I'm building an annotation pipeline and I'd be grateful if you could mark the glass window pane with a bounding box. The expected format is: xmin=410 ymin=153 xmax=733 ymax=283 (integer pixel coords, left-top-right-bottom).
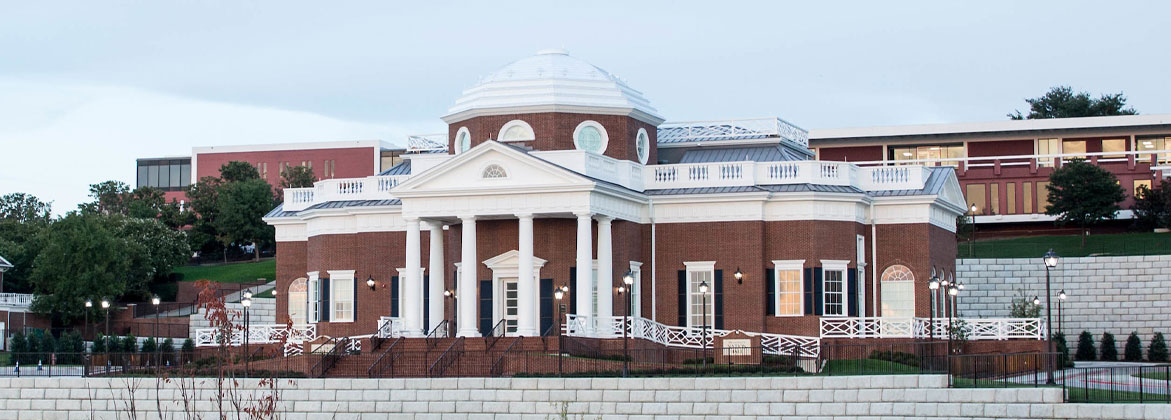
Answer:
xmin=137 ymin=165 xmax=148 ymax=188
xmin=965 ymin=184 xmax=987 ymax=215
xmin=1037 ymin=181 xmax=1051 ymax=213
xmin=180 ymin=164 xmax=191 ymax=187
xmin=148 ymin=165 xmax=160 ymax=188
xmin=1102 ymin=139 xmax=1126 ymax=158
xmin=158 ymin=163 xmax=170 ymax=188
xmin=990 ymin=183 xmax=1000 ymax=215
xmin=1063 ymin=140 xmax=1086 ymax=159
xmin=1024 ymin=182 xmax=1034 ymax=214
xmin=1006 ymin=183 xmax=1017 ymax=215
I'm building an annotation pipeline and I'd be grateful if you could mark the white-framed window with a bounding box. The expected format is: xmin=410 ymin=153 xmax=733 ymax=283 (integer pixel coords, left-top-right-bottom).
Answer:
xmin=454 ymin=127 xmax=471 ymax=154
xmin=880 ymin=265 xmax=915 ymax=318
xmin=771 ymin=260 xmax=805 ymax=316
xmin=629 ymin=262 xmax=643 ymax=318
xmin=635 ymin=128 xmax=650 ymax=165
xmin=481 ymin=164 xmax=508 ymax=179
xmin=328 ymin=270 xmax=355 ymax=323
xmin=573 ymin=120 xmax=608 ymax=154
xmin=499 ymin=120 xmax=535 ymax=142
xmin=821 ymin=260 xmax=849 ymax=317
xmin=306 ymin=271 xmax=320 ymax=323
xmin=288 ymin=277 xmax=308 ymax=325
xmin=684 ymin=261 xmax=715 ymax=328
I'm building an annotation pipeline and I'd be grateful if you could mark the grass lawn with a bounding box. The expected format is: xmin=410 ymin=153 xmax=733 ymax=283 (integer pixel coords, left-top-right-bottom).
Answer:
xmin=171 ymin=259 xmax=276 ymax=284
xmin=959 ymin=232 xmax=1171 ymax=259
xmin=821 ymin=358 xmax=925 ymax=375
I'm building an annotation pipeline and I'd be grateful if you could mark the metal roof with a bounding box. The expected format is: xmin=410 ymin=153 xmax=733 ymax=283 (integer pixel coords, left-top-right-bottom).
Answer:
xmin=657 ymin=117 xmax=809 ymax=148
xmin=868 ymin=167 xmax=950 ymax=197
xmin=266 ymin=199 xmax=402 ymax=218
xmin=809 ymin=113 xmax=1171 ymax=141
xmin=379 ymin=160 xmax=412 ymax=176
xmin=644 ymin=184 xmax=864 ymax=196
xmin=679 ymin=145 xmax=810 ymax=164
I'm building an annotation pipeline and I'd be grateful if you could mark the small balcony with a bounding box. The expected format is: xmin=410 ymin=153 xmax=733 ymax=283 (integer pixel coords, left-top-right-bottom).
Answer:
xmin=0 ymin=293 xmax=34 ymax=308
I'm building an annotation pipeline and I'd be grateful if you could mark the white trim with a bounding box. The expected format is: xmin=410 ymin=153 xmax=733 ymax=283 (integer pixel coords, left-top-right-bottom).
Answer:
xmin=327 ymin=270 xmax=356 ymax=323
xmin=306 ymin=271 xmax=320 ymax=323
xmin=628 ymin=261 xmax=643 ymax=319
xmin=819 ymin=260 xmax=849 ymax=318
xmin=683 ymin=261 xmax=716 ymax=328
xmin=573 ymin=120 xmax=609 ymax=154
xmin=454 ymin=127 xmax=471 ymax=154
xmin=635 ymin=128 xmax=650 ymax=165
xmin=771 ymin=259 xmax=805 ymax=317
xmin=499 ymin=120 xmax=536 ymax=142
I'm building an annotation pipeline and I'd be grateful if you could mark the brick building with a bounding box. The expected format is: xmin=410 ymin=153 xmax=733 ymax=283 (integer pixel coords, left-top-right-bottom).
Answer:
xmin=261 ymin=49 xmax=970 ymax=345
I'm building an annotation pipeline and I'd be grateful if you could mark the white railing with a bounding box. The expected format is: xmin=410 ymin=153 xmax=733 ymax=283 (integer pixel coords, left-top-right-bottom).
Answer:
xmin=659 ymin=117 xmax=810 ymax=148
xmin=820 ymin=317 xmax=1044 ymax=340
xmin=566 ymin=315 xmax=821 ymax=359
xmin=849 ymin=149 xmax=1171 ymax=171
xmin=407 ymin=133 xmax=448 ymax=152
xmin=645 ymin=160 xmax=921 ymax=191
xmin=532 ymin=150 xmax=645 ymax=192
xmin=282 ymin=175 xmax=411 ymax=211
xmin=0 ymin=293 xmax=34 ymax=307
xmin=376 ymin=316 xmax=406 ymax=338
xmin=194 ymin=324 xmax=317 ymax=347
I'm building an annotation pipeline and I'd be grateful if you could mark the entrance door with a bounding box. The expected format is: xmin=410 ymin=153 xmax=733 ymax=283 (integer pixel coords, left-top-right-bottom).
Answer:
xmin=503 ymin=278 xmax=519 ymax=334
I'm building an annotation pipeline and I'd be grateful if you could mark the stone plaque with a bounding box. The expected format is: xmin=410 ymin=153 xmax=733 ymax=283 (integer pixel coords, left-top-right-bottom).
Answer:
xmin=714 ymin=332 xmax=761 ymax=365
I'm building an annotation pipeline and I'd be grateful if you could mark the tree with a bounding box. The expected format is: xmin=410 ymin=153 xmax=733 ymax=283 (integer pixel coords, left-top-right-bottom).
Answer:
xmin=1132 ymin=181 xmax=1171 ymax=231
xmin=1099 ymin=332 xmax=1117 ymax=361
xmin=1124 ymin=332 xmax=1144 ymax=361
xmin=123 ymin=335 xmax=138 ymax=353
xmin=29 ymin=213 xmax=132 ymax=323
xmin=1009 ymin=290 xmax=1042 ymax=318
xmin=92 ymin=333 xmax=106 ymax=354
xmin=215 ymin=178 xmax=275 ymax=261
xmin=220 ymin=161 xmax=261 ymax=183
xmin=280 ymin=165 xmax=316 ymax=189
xmin=160 ymin=338 xmax=175 ymax=353
xmin=125 ymin=186 xmax=166 ymax=219
xmin=1045 ymin=160 xmax=1126 ymax=246
xmin=0 ymin=193 xmax=53 ymax=293
xmin=186 ymin=176 xmax=224 ymax=257
xmin=1053 ymin=332 xmax=1073 ymax=367
xmin=182 ymin=337 xmax=196 ymax=354
xmin=1075 ymin=331 xmax=1096 ymax=361
xmin=0 ymin=192 xmax=52 ymax=223
xmin=1009 ymin=86 xmax=1137 ymax=120
xmin=81 ymin=180 xmax=131 ymax=215
xmin=1151 ymin=333 xmax=1169 ymax=362
xmin=108 ymin=215 xmax=191 ymax=291
xmin=10 ymin=332 xmax=27 ymax=360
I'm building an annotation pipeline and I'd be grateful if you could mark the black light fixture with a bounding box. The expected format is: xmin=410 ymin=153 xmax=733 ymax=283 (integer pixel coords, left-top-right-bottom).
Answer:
xmin=366 ymin=275 xmax=376 ymax=290
xmin=734 ymin=268 xmax=743 ymax=284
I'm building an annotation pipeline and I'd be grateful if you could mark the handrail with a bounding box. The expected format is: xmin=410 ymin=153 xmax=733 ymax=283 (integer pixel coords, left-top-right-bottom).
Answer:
xmin=490 ymin=338 xmax=521 ymax=377
xmin=428 ymin=337 xmax=464 ymax=378
xmin=309 ymin=337 xmax=348 ymax=378
xmin=366 ymin=336 xmax=403 ymax=378
xmin=426 ymin=320 xmax=449 ymax=350
xmin=540 ymin=322 xmax=557 ymax=353
xmin=371 ymin=318 xmax=396 ymax=350
xmin=485 ymin=319 xmax=507 ymax=351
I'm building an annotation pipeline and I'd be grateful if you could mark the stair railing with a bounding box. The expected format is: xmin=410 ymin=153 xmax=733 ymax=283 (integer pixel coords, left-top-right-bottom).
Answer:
xmin=426 ymin=320 xmax=449 ymax=350
xmin=371 ymin=318 xmax=396 ymax=351
xmin=428 ymin=337 xmax=464 ymax=378
xmin=366 ymin=336 xmax=403 ymax=378
xmin=490 ymin=337 xmax=521 ymax=377
xmin=486 ymin=319 xmax=507 ymax=350
xmin=309 ymin=337 xmax=348 ymax=378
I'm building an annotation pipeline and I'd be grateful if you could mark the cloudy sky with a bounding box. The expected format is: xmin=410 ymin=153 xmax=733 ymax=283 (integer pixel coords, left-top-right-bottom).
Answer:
xmin=2 ymin=1 xmax=1169 ymax=214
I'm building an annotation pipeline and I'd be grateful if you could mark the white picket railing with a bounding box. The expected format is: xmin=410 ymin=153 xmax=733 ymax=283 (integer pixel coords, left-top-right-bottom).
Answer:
xmin=194 ymin=324 xmax=317 ymax=347
xmin=644 ymin=160 xmax=923 ymax=191
xmin=566 ymin=315 xmax=821 ymax=359
xmin=282 ymin=175 xmax=411 ymax=211
xmin=819 ymin=317 xmax=1044 ymax=340
xmin=0 ymin=293 xmax=34 ymax=307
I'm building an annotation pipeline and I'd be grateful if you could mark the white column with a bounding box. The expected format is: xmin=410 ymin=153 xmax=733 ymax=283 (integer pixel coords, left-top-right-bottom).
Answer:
xmin=516 ymin=214 xmax=537 ymax=336
xmin=404 ymin=217 xmax=423 ymax=337
xmin=574 ymin=212 xmax=594 ymax=330
xmin=457 ymin=216 xmax=480 ymax=337
xmin=428 ymin=221 xmax=445 ymax=334
xmin=596 ymin=216 xmax=614 ymax=335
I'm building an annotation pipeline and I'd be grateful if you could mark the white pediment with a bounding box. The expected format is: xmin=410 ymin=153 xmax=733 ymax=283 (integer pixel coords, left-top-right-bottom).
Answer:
xmin=937 ymin=170 xmax=967 ymax=213
xmin=483 ymin=249 xmax=549 ymax=269
xmin=392 ymin=141 xmax=594 ymax=196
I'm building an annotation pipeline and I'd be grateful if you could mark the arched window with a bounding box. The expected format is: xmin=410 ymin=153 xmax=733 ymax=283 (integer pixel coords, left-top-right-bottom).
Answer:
xmin=573 ymin=120 xmax=608 ymax=154
xmin=499 ymin=120 xmax=535 ymax=142
xmin=482 ymin=164 xmax=508 ymax=179
xmin=454 ymin=127 xmax=471 ymax=154
xmin=635 ymin=128 xmax=650 ymax=164
xmin=880 ymin=265 xmax=915 ymax=318
xmin=287 ymin=278 xmax=308 ymax=325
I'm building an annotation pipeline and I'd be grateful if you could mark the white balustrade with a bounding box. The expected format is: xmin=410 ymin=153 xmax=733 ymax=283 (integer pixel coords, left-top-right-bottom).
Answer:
xmin=376 ymin=316 xmax=407 ymax=338
xmin=194 ymin=324 xmax=317 ymax=347
xmin=820 ymin=317 xmax=1044 ymax=340
xmin=566 ymin=314 xmax=821 ymax=359
xmin=0 ymin=293 xmax=34 ymax=307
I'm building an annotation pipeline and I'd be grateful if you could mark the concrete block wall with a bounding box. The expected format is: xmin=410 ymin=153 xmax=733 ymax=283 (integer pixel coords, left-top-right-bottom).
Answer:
xmin=958 ymin=255 xmax=1171 ymax=343
xmin=188 ymin=298 xmax=276 ymax=339
xmin=1 ymin=375 xmax=1169 ymax=419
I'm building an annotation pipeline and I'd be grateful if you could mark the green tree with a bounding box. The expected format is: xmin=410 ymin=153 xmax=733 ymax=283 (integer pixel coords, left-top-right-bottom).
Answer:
xmin=215 ymin=178 xmax=275 ymax=261
xmin=141 ymin=337 xmax=157 ymax=353
xmin=219 ymin=161 xmax=261 ymax=183
xmin=280 ymin=165 xmax=317 ymax=189
xmin=182 ymin=337 xmax=195 ymax=354
xmin=0 ymin=193 xmax=52 ymax=293
xmin=1132 ymin=181 xmax=1171 ymax=231
xmin=1009 ymin=290 xmax=1042 ymax=318
xmin=160 ymin=338 xmax=175 ymax=353
xmin=10 ymin=332 xmax=27 ymax=361
xmin=80 ymin=180 xmax=131 ymax=215
xmin=1053 ymin=332 xmax=1073 ymax=367
xmin=1099 ymin=332 xmax=1117 ymax=361
xmin=122 ymin=335 xmax=138 ymax=353
xmin=186 ymin=176 xmax=224 ymax=258
xmin=1009 ymin=86 xmax=1137 ymax=120
xmin=1045 ymin=160 xmax=1126 ymax=247
xmin=1150 ymin=333 xmax=1169 ymax=362
xmin=108 ymin=215 xmax=191 ymax=290
xmin=1075 ymin=331 xmax=1096 ymax=361
xmin=29 ymin=213 xmax=131 ymax=323
xmin=125 ymin=186 xmax=166 ymax=219
xmin=1124 ymin=332 xmax=1144 ymax=361
xmin=92 ymin=333 xmax=106 ymax=354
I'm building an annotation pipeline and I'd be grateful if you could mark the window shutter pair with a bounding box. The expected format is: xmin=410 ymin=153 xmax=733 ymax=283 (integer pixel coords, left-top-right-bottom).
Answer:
xmin=713 ymin=269 xmax=724 ymax=330
xmin=676 ymin=270 xmax=687 ymax=327
xmin=766 ymin=266 xmax=775 ymax=316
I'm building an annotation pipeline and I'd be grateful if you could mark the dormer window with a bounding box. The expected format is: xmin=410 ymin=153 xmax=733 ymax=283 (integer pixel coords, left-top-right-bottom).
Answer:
xmin=455 ymin=127 xmax=471 ymax=154
xmin=636 ymin=128 xmax=650 ymax=164
xmin=574 ymin=120 xmax=608 ymax=154
xmin=482 ymin=164 xmax=508 ymax=179
xmin=500 ymin=120 xmax=535 ymax=142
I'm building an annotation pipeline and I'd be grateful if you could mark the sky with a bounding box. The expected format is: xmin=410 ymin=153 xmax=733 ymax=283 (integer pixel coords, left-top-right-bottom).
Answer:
xmin=2 ymin=1 xmax=1170 ymax=214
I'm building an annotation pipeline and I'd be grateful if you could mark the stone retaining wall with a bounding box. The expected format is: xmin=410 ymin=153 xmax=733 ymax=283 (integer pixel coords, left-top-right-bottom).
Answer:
xmin=958 ymin=255 xmax=1171 ymax=344
xmin=1 ymin=375 xmax=1168 ymax=419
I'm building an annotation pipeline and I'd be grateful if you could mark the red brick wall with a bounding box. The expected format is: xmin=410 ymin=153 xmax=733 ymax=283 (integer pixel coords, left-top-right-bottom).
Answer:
xmin=447 ymin=112 xmax=658 ymax=164
xmin=195 ymin=147 xmax=377 ymax=187
xmin=873 ymin=223 xmax=957 ymax=319
xmin=817 ymin=145 xmax=883 ymax=162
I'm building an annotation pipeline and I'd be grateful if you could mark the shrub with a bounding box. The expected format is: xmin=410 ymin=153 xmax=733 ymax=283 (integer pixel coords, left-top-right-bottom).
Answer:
xmin=160 ymin=338 xmax=175 ymax=353
xmin=1075 ymin=331 xmax=1096 ymax=361
xmin=140 ymin=338 xmax=157 ymax=353
xmin=1100 ymin=332 xmax=1117 ymax=361
xmin=1124 ymin=332 xmax=1143 ymax=362
xmin=1150 ymin=333 xmax=1169 ymax=362
xmin=39 ymin=331 xmax=56 ymax=355
xmin=92 ymin=333 xmax=106 ymax=354
xmin=182 ymin=338 xmax=196 ymax=354
xmin=9 ymin=333 xmax=27 ymax=364
xmin=1053 ymin=332 xmax=1073 ymax=367
xmin=122 ymin=335 xmax=138 ymax=353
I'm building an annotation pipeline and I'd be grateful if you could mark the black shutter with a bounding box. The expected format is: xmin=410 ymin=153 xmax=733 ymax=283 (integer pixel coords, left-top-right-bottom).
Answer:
xmin=478 ymin=280 xmax=493 ymax=336
xmin=390 ymin=276 xmax=399 ymax=317
xmin=422 ymin=274 xmax=430 ymax=330
xmin=320 ymin=276 xmax=330 ymax=322
xmin=803 ymin=268 xmax=814 ymax=315
xmin=568 ymin=267 xmax=577 ymax=315
xmin=539 ymin=278 xmax=553 ymax=335
xmin=813 ymin=268 xmax=824 ymax=316
xmin=677 ymin=270 xmax=687 ymax=327
xmin=766 ymin=266 xmax=775 ymax=316
xmin=714 ymin=269 xmax=724 ymax=330
xmin=352 ymin=276 xmax=358 ymax=321
xmin=847 ymin=268 xmax=858 ymax=317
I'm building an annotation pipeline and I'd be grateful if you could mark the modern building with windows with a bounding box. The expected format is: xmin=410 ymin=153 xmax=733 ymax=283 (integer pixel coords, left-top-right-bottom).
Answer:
xmin=260 ymin=49 xmax=975 ymax=350
xmin=810 ymin=116 xmax=1171 ymax=231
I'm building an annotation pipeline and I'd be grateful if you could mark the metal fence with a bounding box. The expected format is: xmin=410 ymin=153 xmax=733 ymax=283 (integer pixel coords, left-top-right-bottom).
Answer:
xmin=948 ymin=352 xmax=1171 ymax=404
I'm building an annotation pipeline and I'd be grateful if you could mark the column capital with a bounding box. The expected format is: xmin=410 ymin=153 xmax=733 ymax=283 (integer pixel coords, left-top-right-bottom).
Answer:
xmin=515 ymin=212 xmax=534 ymax=219
xmin=573 ymin=211 xmax=593 ymax=219
xmin=404 ymin=216 xmax=420 ymax=223
xmin=595 ymin=215 xmax=614 ymax=223
xmin=458 ymin=214 xmax=477 ymax=222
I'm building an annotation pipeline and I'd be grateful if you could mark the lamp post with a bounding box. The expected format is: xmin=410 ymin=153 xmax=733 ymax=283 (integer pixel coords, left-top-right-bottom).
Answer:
xmin=621 ymin=270 xmax=634 ymax=377
xmin=947 ymin=284 xmax=958 ymax=355
xmin=444 ymin=289 xmax=456 ymax=337
xmin=242 ymin=292 xmax=252 ymax=377
xmin=939 ymin=276 xmax=950 ymax=321
xmin=968 ymin=204 xmax=978 ymax=257
xmin=1058 ymin=290 xmax=1067 ymax=337
xmin=1043 ymin=249 xmax=1059 ymax=385
xmin=100 ymin=299 xmax=110 ymax=356
xmin=928 ymin=275 xmax=939 ymax=338
xmin=554 ymin=285 xmax=567 ymax=376
xmin=151 ymin=296 xmax=160 ymax=371
xmin=733 ymin=268 xmax=743 ymax=285
xmin=699 ymin=279 xmax=710 ymax=370
xmin=84 ymin=300 xmax=92 ymax=349
xmin=956 ymin=281 xmax=965 ymax=318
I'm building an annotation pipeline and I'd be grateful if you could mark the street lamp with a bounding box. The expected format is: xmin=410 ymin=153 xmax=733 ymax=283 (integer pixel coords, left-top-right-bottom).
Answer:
xmin=151 ymin=295 xmax=160 ymax=371
xmin=956 ymin=281 xmax=965 ymax=318
xmin=947 ymin=284 xmax=958 ymax=355
xmin=928 ymin=275 xmax=939 ymax=339
xmin=241 ymin=293 xmax=253 ymax=377
xmin=1042 ymin=249 xmax=1059 ymax=384
xmin=1058 ymin=290 xmax=1067 ymax=336
xmin=968 ymin=204 xmax=978 ymax=257
xmin=366 ymin=275 xmax=376 ymax=290
xmin=84 ymin=299 xmax=92 ymax=349
xmin=100 ymin=299 xmax=110 ymax=355
xmin=554 ymin=285 xmax=567 ymax=376
xmin=699 ymin=279 xmax=710 ymax=370
xmin=621 ymin=270 xmax=634 ymax=377
xmin=444 ymin=289 xmax=456 ymax=336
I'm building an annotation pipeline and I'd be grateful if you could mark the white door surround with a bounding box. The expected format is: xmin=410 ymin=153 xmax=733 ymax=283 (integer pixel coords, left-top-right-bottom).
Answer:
xmin=484 ymin=250 xmax=547 ymax=336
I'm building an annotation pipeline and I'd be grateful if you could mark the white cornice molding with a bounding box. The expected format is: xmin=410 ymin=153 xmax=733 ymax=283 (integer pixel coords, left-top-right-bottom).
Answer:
xmin=441 ymin=104 xmax=665 ymax=126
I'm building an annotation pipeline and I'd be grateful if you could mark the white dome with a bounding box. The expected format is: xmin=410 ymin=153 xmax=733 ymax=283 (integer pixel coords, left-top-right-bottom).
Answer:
xmin=443 ymin=50 xmax=664 ymax=124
